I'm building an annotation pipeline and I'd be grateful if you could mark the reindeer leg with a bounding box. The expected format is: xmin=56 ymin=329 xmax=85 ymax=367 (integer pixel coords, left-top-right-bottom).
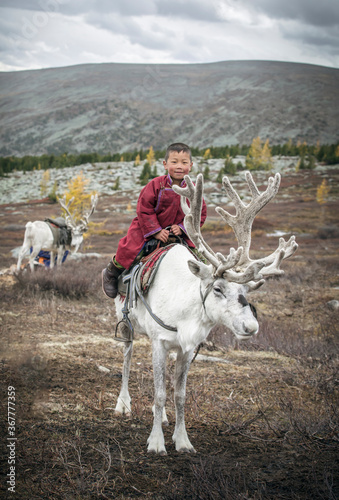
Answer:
xmin=152 ymin=404 xmax=169 ymax=426
xmin=56 ymin=247 xmax=64 ymax=267
xmin=115 ymin=324 xmax=133 ymax=416
xmin=172 ymin=348 xmax=196 ymax=453
xmin=29 ymin=246 xmax=41 ymax=272
xmin=17 ymin=244 xmax=29 ymax=271
xmin=147 ymin=339 xmax=167 ymax=455
xmin=50 ymin=251 xmax=55 ymax=269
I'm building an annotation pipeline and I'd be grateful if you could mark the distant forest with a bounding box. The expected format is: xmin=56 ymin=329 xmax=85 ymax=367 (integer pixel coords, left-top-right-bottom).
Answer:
xmin=0 ymin=141 xmax=338 ymax=176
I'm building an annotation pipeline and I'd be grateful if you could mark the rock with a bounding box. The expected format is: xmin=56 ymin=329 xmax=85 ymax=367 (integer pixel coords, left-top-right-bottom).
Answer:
xmin=98 ymin=365 xmax=110 ymax=373
xmin=283 ymin=308 xmax=293 ymax=316
xmin=69 ymin=252 xmax=102 ymax=260
xmin=327 ymin=300 xmax=339 ymax=311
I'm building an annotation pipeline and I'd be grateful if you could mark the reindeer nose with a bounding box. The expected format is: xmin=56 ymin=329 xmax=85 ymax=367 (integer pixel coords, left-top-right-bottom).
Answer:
xmin=238 ymin=294 xmax=248 ymax=306
xmin=243 ymin=322 xmax=258 ymax=336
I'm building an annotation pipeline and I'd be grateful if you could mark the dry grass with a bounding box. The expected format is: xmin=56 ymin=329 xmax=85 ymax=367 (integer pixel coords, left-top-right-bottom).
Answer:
xmin=9 ymin=258 xmax=106 ymax=300
xmin=1 ymin=168 xmax=339 ymax=498
xmin=1 ymin=252 xmax=338 ymax=499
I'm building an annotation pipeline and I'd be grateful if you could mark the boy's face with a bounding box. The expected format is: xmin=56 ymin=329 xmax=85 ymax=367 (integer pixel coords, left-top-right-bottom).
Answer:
xmin=163 ymin=150 xmax=192 ymax=185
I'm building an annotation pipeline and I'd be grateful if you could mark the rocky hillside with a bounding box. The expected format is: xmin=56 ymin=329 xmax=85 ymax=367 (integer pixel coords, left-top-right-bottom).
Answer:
xmin=0 ymin=156 xmax=301 ymax=207
xmin=1 ymin=60 xmax=338 ymax=156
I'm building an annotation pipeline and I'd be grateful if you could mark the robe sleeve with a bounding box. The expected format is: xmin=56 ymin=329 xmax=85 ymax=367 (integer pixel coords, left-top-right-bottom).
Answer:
xmin=136 ymin=180 xmax=162 ymax=238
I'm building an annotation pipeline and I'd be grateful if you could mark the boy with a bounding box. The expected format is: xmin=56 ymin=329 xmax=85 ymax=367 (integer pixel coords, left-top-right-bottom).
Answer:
xmin=102 ymin=142 xmax=207 ymax=298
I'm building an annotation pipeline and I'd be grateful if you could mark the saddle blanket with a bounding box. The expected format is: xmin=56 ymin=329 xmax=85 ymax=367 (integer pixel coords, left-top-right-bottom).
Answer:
xmin=117 ymin=242 xmax=200 ymax=299
xmin=139 ymin=243 xmax=178 ymax=293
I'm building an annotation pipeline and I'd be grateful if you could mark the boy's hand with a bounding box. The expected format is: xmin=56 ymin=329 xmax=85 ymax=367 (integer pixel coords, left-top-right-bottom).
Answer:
xmin=171 ymin=225 xmax=182 ymax=236
xmin=154 ymin=229 xmax=170 ymax=243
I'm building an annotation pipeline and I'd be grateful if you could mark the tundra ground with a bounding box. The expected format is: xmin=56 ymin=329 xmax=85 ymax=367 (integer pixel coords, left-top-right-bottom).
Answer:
xmin=0 ymin=167 xmax=338 ymax=499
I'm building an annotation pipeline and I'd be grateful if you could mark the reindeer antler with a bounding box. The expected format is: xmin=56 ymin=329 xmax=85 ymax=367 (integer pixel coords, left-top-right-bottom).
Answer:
xmin=79 ymin=194 xmax=98 ymax=231
xmin=217 ymin=172 xmax=298 ymax=278
xmin=57 ymin=195 xmax=76 ymax=228
xmin=174 ymin=174 xmax=262 ymax=283
xmin=173 ymin=172 xmax=298 ymax=285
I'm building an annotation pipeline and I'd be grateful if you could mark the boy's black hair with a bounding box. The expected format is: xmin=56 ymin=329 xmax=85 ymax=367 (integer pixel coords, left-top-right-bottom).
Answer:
xmin=165 ymin=142 xmax=192 ymax=162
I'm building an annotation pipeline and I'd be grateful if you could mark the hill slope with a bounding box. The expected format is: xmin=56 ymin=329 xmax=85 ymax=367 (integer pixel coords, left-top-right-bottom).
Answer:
xmin=0 ymin=60 xmax=338 ymax=156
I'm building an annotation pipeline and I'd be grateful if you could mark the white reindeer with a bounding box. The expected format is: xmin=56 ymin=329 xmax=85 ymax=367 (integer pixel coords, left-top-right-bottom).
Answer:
xmin=113 ymin=172 xmax=298 ymax=455
xmin=17 ymin=194 xmax=98 ymax=271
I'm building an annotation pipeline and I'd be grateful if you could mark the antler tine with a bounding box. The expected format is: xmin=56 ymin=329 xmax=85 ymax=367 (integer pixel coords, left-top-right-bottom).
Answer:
xmin=80 ymin=194 xmax=98 ymax=228
xmin=224 ymin=260 xmax=265 ymax=284
xmin=260 ymin=236 xmax=299 ymax=275
xmin=174 ymin=175 xmax=220 ymax=269
xmin=57 ymin=195 xmax=76 ymax=228
xmin=174 ymin=175 xmax=244 ymax=276
xmin=216 ymin=172 xmax=281 ymax=267
xmin=216 ymin=172 xmax=298 ymax=281
xmin=174 ymin=172 xmax=297 ymax=284
xmin=177 ymin=175 xmax=199 ymax=216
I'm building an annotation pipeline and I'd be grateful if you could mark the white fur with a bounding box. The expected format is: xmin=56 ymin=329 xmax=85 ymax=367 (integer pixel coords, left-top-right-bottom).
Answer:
xmin=114 ymin=244 xmax=259 ymax=455
xmin=17 ymin=194 xmax=98 ymax=272
xmin=16 ymin=220 xmax=83 ymax=271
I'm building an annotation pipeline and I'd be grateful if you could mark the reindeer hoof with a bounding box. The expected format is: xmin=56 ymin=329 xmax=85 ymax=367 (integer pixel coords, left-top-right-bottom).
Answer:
xmin=148 ymin=449 xmax=167 ymax=456
xmin=178 ymin=447 xmax=196 ymax=454
xmin=147 ymin=434 xmax=167 ymax=455
xmin=114 ymin=410 xmax=131 ymax=419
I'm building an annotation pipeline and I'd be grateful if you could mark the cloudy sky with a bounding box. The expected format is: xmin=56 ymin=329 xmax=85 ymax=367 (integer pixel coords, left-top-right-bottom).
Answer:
xmin=1 ymin=0 xmax=338 ymax=72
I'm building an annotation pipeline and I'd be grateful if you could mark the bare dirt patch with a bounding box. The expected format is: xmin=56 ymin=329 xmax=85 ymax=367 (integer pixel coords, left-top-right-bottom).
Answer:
xmin=0 ymin=167 xmax=339 ymax=499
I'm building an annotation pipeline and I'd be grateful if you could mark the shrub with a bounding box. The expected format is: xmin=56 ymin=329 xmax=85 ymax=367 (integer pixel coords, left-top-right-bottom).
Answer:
xmin=48 ymin=180 xmax=58 ymax=203
xmin=13 ymin=258 xmax=105 ymax=299
xmin=317 ymin=225 xmax=339 ymax=239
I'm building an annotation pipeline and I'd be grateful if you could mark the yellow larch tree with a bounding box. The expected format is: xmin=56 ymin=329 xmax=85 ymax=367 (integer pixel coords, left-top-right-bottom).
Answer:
xmin=316 ymin=179 xmax=330 ymax=205
xmin=40 ymin=169 xmax=50 ymax=197
xmin=246 ymin=137 xmax=272 ymax=171
xmin=147 ymin=146 xmax=155 ymax=166
xmin=134 ymin=154 xmax=141 ymax=166
xmin=62 ymin=171 xmax=96 ymax=223
xmin=261 ymin=139 xmax=273 ymax=170
xmin=316 ymin=178 xmax=330 ymax=224
xmin=246 ymin=137 xmax=263 ymax=170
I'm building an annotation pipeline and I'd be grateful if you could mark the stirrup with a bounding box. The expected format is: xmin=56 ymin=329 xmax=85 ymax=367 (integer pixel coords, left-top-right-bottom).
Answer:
xmin=114 ymin=318 xmax=133 ymax=342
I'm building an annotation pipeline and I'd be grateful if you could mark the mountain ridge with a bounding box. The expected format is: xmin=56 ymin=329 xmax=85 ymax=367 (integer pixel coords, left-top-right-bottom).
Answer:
xmin=1 ymin=60 xmax=338 ymax=156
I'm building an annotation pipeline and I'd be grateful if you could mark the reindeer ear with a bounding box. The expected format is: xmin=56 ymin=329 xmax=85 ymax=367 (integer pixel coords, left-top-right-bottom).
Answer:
xmin=187 ymin=260 xmax=212 ymax=280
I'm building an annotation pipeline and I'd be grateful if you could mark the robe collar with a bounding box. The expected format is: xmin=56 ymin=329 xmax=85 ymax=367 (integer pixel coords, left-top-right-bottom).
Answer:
xmin=166 ymin=173 xmax=186 ymax=188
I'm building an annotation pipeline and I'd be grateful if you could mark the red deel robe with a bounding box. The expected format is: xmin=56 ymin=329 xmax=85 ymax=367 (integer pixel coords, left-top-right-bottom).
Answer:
xmin=115 ymin=174 xmax=207 ymax=269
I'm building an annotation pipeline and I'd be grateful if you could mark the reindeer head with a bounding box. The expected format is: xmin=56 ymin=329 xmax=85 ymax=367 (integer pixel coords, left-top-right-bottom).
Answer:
xmin=173 ymin=173 xmax=298 ymax=340
xmin=57 ymin=194 xmax=98 ymax=253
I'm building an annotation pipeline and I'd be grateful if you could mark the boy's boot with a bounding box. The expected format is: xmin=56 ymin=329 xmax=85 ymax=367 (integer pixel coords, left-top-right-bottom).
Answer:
xmin=102 ymin=260 xmax=123 ymax=299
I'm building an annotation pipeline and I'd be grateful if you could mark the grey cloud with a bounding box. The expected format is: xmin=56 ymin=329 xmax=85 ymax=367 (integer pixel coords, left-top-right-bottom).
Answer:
xmin=0 ymin=0 xmax=68 ymax=13
xmin=155 ymin=0 xmax=222 ymax=22
xmin=282 ymin=23 xmax=339 ymax=52
xmin=85 ymin=11 xmax=173 ymax=52
xmin=79 ymin=0 xmax=223 ymax=23
xmin=89 ymin=0 xmax=157 ymax=17
xmin=241 ymin=0 xmax=339 ymax=28
xmin=1 ymin=0 xmax=223 ymax=22
xmin=1 ymin=0 xmax=339 ymax=70
xmin=3 ymin=0 xmax=339 ymax=28
xmin=236 ymin=0 xmax=339 ymax=62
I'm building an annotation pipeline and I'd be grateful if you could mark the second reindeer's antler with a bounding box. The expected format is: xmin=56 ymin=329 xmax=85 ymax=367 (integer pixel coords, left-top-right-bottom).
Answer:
xmin=57 ymin=194 xmax=98 ymax=231
xmin=173 ymin=172 xmax=298 ymax=286
xmin=57 ymin=195 xmax=76 ymax=228
xmin=79 ymin=194 xmax=98 ymax=231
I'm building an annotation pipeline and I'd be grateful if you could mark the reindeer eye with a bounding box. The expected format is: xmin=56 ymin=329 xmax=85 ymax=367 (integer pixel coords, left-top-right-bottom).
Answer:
xmin=213 ymin=286 xmax=223 ymax=295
